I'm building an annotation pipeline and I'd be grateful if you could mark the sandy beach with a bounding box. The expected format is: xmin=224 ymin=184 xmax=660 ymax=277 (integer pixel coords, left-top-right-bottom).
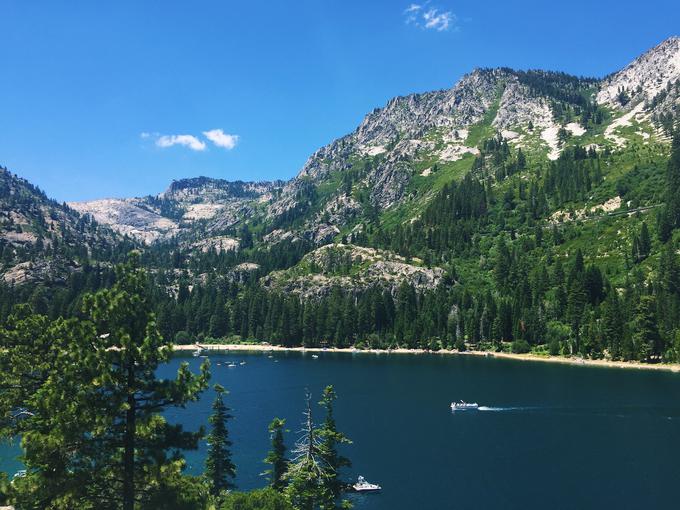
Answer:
xmin=173 ymin=343 xmax=680 ymax=373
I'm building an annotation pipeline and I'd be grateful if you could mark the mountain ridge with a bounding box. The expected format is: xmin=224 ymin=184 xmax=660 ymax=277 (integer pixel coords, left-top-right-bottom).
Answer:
xmin=64 ymin=37 xmax=679 ymax=247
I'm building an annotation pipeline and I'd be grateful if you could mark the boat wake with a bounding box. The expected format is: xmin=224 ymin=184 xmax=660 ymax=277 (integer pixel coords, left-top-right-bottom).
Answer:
xmin=477 ymin=406 xmax=538 ymax=412
xmin=473 ymin=405 xmax=680 ymax=420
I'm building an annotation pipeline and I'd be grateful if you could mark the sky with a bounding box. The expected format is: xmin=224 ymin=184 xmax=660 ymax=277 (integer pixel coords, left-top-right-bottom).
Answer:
xmin=1 ymin=0 xmax=678 ymax=202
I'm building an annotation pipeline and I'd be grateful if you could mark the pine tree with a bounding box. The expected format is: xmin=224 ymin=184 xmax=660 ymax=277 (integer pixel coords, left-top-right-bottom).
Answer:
xmin=566 ymin=263 xmax=587 ymax=354
xmin=82 ymin=255 xmax=210 ymax=509
xmin=285 ymin=393 xmax=327 ymax=510
xmin=639 ymin=222 xmax=651 ymax=259
xmin=264 ymin=418 xmax=289 ymax=491
xmin=205 ymin=384 xmax=237 ymax=495
xmin=601 ymin=295 xmax=624 ymax=360
xmin=1 ymin=256 xmax=210 ymax=508
xmin=631 ymin=295 xmax=662 ymax=362
xmin=318 ymin=386 xmax=351 ymax=506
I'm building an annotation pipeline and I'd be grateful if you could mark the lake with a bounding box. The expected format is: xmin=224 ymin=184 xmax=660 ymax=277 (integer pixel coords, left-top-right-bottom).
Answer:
xmin=3 ymin=351 xmax=680 ymax=509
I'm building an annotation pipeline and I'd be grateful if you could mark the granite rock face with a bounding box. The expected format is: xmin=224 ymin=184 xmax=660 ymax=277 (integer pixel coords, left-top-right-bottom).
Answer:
xmin=261 ymin=244 xmax=445 ymax=300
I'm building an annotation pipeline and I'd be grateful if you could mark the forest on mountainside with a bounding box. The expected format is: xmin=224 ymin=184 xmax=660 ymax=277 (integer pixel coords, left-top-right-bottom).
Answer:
xmin=2 ymin=130 xmax=679 ymax=363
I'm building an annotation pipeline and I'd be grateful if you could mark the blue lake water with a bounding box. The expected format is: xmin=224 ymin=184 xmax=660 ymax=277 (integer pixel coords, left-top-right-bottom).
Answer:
xmin=3 ymin=351 xmax=680 ymax=509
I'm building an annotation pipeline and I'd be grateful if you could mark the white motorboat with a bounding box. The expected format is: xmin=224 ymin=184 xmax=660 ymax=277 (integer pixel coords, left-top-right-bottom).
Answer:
xmin=227 ymin=362 xmax=237 ymax=368
xmin=353 ymin=475 xmax=381 ymax=492
xmin=450 ymin=400 xmax=479 ymax=411
xmin=311 ymin=354 xmax=319 ymax=359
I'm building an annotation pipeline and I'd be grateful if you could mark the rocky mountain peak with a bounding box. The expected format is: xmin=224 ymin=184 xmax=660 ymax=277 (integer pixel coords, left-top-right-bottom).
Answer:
xmin=597 ymin=36 xmax=680 ymax=108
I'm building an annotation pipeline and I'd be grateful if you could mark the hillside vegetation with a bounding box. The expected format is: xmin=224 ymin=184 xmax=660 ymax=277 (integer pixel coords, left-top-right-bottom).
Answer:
xmin=2 ymin=37 xmax=680 ymax=363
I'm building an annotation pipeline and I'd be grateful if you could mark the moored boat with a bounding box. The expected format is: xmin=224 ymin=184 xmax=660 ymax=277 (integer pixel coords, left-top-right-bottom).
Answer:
xmin=353 ymin=475 xmax=381 ymax=492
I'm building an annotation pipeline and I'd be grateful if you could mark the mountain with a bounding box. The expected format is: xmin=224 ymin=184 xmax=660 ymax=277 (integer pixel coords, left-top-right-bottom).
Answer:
xmin=264 ymin=37 xmax=678 ymax=241
xmin=71 ymin=37 xmax=679 ymax=253
xmin=3 ymin=37 xmax=680 ymax=364
xmin=597 ymin=36 xmax=680 ymax=109
xmin=69 ymin=177 xmax=284 ymax=244
xmin=0 ymin=167 xmax=133 ymax=285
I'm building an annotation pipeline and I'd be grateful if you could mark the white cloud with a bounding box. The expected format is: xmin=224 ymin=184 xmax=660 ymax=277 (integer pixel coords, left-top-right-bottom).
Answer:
xmin=423 ymin=8 xmax=453 ymax=31
xmin=203 ymin=129 xmax=239 ymax=150
xmin=404 ymin=2 xmax=456 ymax=32
xmin=156 ymin=134 xmax=206 ymax=151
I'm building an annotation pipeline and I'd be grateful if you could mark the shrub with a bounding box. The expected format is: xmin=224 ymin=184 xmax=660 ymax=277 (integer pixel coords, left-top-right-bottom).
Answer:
xmin=174 ymin=330 xmax=192 ymax=345
xmin=511 ymin=339 xmax=531 ymax=354
xmin=219 ymin=488 xmax=294 ymax=510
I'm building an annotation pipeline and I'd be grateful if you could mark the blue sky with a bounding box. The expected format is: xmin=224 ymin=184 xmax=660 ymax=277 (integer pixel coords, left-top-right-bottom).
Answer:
xmin=1 ymin=1 xmax=678 ymax=202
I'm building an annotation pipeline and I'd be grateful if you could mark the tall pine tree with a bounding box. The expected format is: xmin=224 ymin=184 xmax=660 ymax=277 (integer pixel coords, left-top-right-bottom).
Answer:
xmin=264 ymin=418 xmax=289 ymax=492
xmin=205 ymin=384 xmax=237 ymax=495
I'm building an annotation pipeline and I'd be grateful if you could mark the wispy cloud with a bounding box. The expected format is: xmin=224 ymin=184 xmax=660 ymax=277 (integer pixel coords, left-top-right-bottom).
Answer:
xmin=203 ymin=129 xmax=239 ymax=150
xmin=404 ymin=3 xmax=456 ymax=32
xmin=155 ymin=134 xmax=207 ymax=151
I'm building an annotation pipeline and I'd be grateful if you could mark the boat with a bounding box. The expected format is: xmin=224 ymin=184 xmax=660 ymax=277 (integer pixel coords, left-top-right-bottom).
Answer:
xmin=227 ymin=362 xmax=237 ymax=368
xmin=192 ymin=347 xmax=203 ymax=357
xmin=239 ymin=361 xmax=247 ymax=366
xmin=353 ymin=475 xmax=381 ymax=492
xmin=311 ymin=354 xmax=319 ymax=359
xmin=450 ymin=400 xmax=479 ymax=411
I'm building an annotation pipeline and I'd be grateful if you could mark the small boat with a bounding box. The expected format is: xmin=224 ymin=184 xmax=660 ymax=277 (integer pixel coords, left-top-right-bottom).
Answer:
xmin=239 ymin=361 xmax=247 ymax=366
xmin=450 ymin=400 xmax=479 ymax=411
xmin=227 ymin=362 xmax=237 ymax=368
xmin=311 ymin=354 xmax=319 ymax=359
xmin=353 ymin=475 xmax=381 ymax=492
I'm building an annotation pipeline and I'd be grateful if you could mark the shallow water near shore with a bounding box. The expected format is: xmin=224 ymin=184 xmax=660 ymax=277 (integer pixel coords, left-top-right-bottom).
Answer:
xmin=3 ymin=351 xmax=680 ymax=509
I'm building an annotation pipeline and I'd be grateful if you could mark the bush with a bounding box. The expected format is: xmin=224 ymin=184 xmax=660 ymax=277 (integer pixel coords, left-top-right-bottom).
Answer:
xmin=0 ymin=471 xmax=9 ymax=504
xmin=511 ymin=339 xmax=531 ymax=354
xmin=219 ymin=488 xmax=294 ymax=510
xmin=146 ymin=473 xmax=211 ymax=510
xmin=548 ymin=338 xmax=561 ymax=356
xmin=545 ymin=321 xmax=570 ymax=356
xmin=174 ymin=330 xmax=192 ymax=345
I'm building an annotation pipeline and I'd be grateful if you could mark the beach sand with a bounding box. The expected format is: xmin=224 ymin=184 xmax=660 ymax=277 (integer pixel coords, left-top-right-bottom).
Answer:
xmin=173 ymin=343 xmax=680 ymax=373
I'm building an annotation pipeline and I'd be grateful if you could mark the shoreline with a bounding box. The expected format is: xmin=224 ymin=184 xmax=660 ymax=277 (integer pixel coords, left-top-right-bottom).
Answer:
xmin=173 ymin=343 xmax=680 ymax=373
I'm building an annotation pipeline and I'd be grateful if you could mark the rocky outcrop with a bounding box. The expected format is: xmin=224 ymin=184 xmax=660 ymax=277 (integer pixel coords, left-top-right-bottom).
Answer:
xmin=2 ymin=258 xmax=81 ymax=285
xmin=493 ymin=79 xmax=554 ymax=130
xmin=598 ymin=36 xmax=680 ymax=109
xmin=0 ymin=167 xmax=122 ymax=284
xmin=69 ymin=198 xmax=178 ymax=244
xmin=261 ymin=244 xmax=445 ymax=299
xmin=70 ymin=177 xmax=284 ymax=244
